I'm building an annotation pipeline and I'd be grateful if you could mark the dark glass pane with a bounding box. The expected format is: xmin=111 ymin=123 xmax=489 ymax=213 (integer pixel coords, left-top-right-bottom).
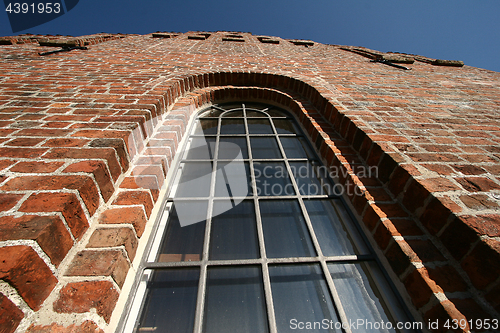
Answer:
xmin=253 ymin=162 xmax=295 ymax=196
xmin=250 ymin=137 xmax=282 ymax=159
xmin=304 ymin=200 xmax=360 ymax=256
xmin=246 ymin=110 xmax=267 ymax=117
xmin=203 ymin=266 xmax=268 ymax=333
xmin=137 ymin=268 xmax=200 ymax=333
xmin=194 ymin=119 xmax=218 ymax=135
xmin=215 ymin=161 xmax=251 ymax=197
xmin=328 ymin=262 xmax=403 ymax=333
xmin=222 ymin=110 xmax=244 ymax=117
xmin=185 ymin=137 xmax=216 ymax=160
xmin=269 ymin=264 xmax=340 ymax=333
xmin=209 ymin=201 xmax=259 ymax=260
xmin=220 ymin=119 xmax=245 ymax=134
xmin=157 ymin=202 xmax=207 ymax=262
xmin=273 ymin=119 xmax=299 ymax=134
xmin=260 ymin=200 xmax=315 ymax=257
xmin=266 ymin=108 xmax=287 ymax=117
xmin=174 ymin=162 xmax=213 ymax=197
xmin=289 ymin=161 xmax=330 ymax=196
xmin=280 ymin=137 xmax=314 ymax=159
xmin=331 ymin=199 xmax=370 ymax=254
xmin=218 ymin=137 xmax=248 ymax=159
xmin=248 ymin=118 xmax=274 ymax=134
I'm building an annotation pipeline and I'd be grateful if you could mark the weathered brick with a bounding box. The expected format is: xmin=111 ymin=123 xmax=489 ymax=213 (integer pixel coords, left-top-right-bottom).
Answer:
xmin=42 ymin=148 xmax=123 ymax=182
xmin=424 ymin=300 xmax=467 ymax=333
xmin=64 ymin=160 xmax=114 ymax=202
xmin=0 ymin=193 xmax=24 ymax=211
xmin=404 ymin=268 xmax=442 ymax=309
xmin=0 ymin=293 xmax=24 ymax=333
xmin=401 ymin=179 xmax=431 ymax=214
xmin=65 ymin=249 xmax=130 ymax=287
xmin=461 ymin=239 xmax=500 ymax=290
xmin=9 ymin=161 xmax=64 ymax=173
xmin=0 ymin=246 xmax=57 ymax=310
xmin=0 ymin=147 xmax=49 ymax=158
xmin=112 ymin=190 xmax=154 ymax=219
xmin=427 ymin=265 xmax=468 ymax=293
xmin=459 ymin=194 xmax=499 ymax=210
xmin=439 ymin=216 xmax=479 ymax=261
xmin=26 ymin=320 xmax=104 ymax=333
xmin=87 ymin=227 xmax=138 ymax=260
xmin=0 ymin=215 xmax=73 ymax=266
xmin=98 ymin=206 xmax=148 ymax=237
xmin=53 ymin=281 xmax=118 ymax=323
xmin=3 ymin=175 xmax=99 ymax=216
xmin=19 ymin=193 xmax=88 ymax=240
xmin=455 ymin=176 xmax=500 ymax=192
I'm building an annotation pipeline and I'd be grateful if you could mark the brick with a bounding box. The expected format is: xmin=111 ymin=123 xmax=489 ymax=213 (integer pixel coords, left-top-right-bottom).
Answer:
xmin=88 ymin=138 xmax=130 ymax=174
xmin=420 ymin=197 xmax=456 ymax=234
xmin=5 ymin=137 xmax=45 ymax=146
xmin=42 ymin=148 xmax=123 ymax=182
xmin=14 ymin=128 xmax=73 ymax=137
xmin=53 ymin=281 xmax=118 ymax=323
xmin=71 ymin=130 xmax=132 ymax=164
xmin=87 ymin=227 xmax=138 ymax=260
xmin=455 ymin=177 xmax=500 ymax=192
xmin=362 ymin=204 xmax=386 ymax=231
xmin=387 ymin=165 xmax=411 ymax=197
xmin=407 ymin=239 xmax=446 ymax=262
xmin=451 ymin=164 xmax=487 ymax=175
xmin=424 ymin=300 xmax=467 ymax=333
xmin=65 ymin=249 xmax=130 ymax=287
xmin=427 ymin=265 xmax=468 ymax=293
xmin=0 ymin=293 xmax=24 ymax=333
xmin=421 ymin=164 xmax=454 ymax=175
xmin=390 ymin=218 xmax=424 ymax=236
xmin=450 ymin=298 xmax=492 ymax=322
xmin=42 ymin=138 xmax=89 ymax=147
xmin=64 ymin=160 xmax=114 ymax=202
xmin=0 ymin=246 xmax=57 ymax=310
xmin=132 ymin=164 xmax=165 ymax=188
xmin=0 ymin=215 xmax=73 ymax=266
xmin=0 ymin=160 xmax=16 ymax=172
xmin=373 ymin=220 xmax=399 ymax=250
xmin=19 ymin=193 xmax=89 ymax=240
xmin=377 ymin=153 xmax=398 ymax=184
xmin=404 ymin=268 xmax=441 ymax=308
xmin=99 ymin=206 xmax=148 ymax=237
xmin=9 ymin=161 xmax=64 ymax=173
xmin=460 ymin=194 xmax=499 ymax=210
xmin=419 ymin=177 xmax=461 ymax=192
xmin=461 ymin=238 xmax=500 ymax=290
xmin=401 ymin=179 xmax=431 ymax=214
xmin=112 ymin=190 xmax=154 ymax=219
xmin=26 ymin=320 xmax=104 ymax=333
xmin=0 ymin=193 xmax=24 ymax=211
xmin=439 ymin=216 xmax=479 ymax=261
xmin=385 ymin=240 xmax=414 ymax=276
xmin=408 ymin=153 xmax=463 ymax=163
xmin=376 ymin=203 xmax=408 ymax=218
xmin=0 ymin=147 xmax=48 ymax=158
xmin=4 ymin=174 xmax=99 ymax=216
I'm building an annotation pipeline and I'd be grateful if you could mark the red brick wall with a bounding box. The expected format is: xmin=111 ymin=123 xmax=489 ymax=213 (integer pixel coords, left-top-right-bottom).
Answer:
xmin=0 ymin=31 xmax=499 ymax=332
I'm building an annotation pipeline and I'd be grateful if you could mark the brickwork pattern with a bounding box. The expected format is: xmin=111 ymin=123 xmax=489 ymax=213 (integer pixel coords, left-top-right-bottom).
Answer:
xmin=0 ymin=31 xmax=499 ymax=332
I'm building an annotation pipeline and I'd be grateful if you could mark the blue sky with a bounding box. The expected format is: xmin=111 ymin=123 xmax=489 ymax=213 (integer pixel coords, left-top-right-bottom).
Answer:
xmin=1 ymin=0 xmax=499 ymax=72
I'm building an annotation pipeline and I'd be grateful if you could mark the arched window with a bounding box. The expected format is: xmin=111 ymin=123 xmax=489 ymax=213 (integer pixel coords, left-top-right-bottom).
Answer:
xmin=122 ymin=103 xmax=417 ymax=333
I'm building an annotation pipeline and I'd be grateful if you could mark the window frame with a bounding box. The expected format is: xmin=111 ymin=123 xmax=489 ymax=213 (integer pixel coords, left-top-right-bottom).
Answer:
xmin=118 ymin=102 xmax=419 ymax=333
